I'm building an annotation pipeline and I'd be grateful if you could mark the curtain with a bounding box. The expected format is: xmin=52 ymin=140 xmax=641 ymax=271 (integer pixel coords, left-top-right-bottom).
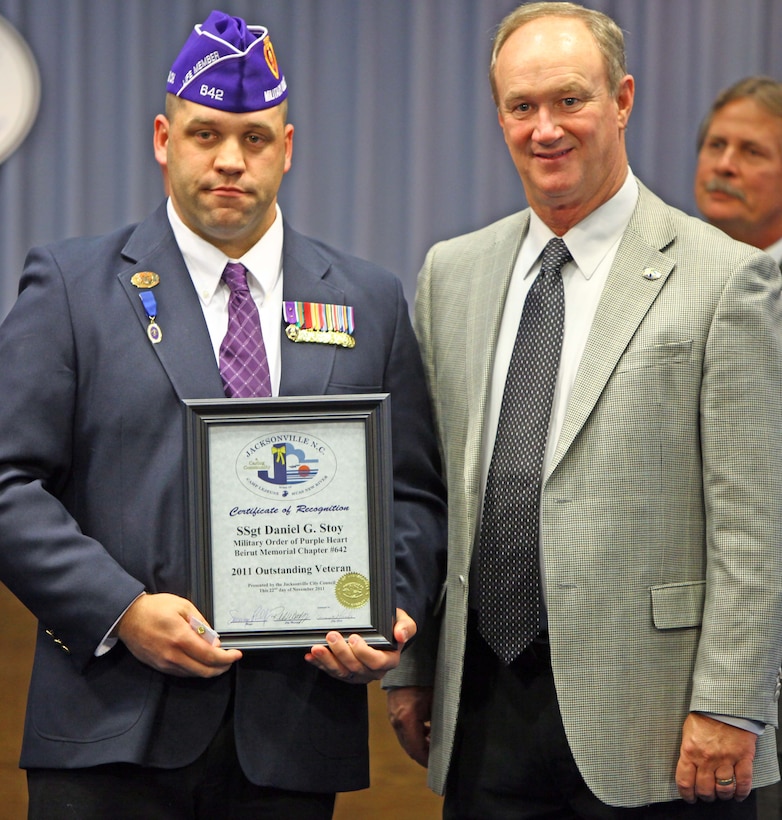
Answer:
xmin=1 ymin=0 xmax=781 ymax=319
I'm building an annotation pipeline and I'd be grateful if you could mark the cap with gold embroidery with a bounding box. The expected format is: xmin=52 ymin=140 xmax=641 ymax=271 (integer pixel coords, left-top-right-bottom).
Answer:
xmin=166 ymin=9 xmax=287 ymax=113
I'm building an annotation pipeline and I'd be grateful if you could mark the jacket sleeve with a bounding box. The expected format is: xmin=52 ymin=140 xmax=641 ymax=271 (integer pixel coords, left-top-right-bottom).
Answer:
xmin=0 ymin=245 xmax=146 ymax=669
xmin=690 ymin=249 xmax=782 ymax=725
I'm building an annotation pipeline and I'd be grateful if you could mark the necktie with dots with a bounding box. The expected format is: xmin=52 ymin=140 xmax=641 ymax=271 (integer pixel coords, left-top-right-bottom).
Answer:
xmin=478 ymin=237 xmax=571 ymax=664
xmin=219 ymin=262 xmax=272 ymax=398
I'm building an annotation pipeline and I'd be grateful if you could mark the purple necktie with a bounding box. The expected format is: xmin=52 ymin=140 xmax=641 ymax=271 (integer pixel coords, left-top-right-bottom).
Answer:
xmin=219 ymin=262 xmax=272 ymax=398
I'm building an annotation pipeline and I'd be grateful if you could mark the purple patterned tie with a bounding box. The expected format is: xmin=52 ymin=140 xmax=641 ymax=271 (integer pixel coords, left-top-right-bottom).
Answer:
xmin=219 ymin=262 xmax=272 ymax=398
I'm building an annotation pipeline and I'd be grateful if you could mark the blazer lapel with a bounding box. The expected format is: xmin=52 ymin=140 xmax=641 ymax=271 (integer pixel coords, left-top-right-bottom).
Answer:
xmin=278 ymin=225 xmax=345 ymax=397
xmin=549 ymin=184 xmax=676 ymax=474
xmin=117 ymin=204 xmax=225 ymax=400
xmin=464 ymin=213 xmax=528 ymax=536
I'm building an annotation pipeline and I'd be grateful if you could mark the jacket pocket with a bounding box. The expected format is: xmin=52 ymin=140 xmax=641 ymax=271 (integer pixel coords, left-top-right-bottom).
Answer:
xmin=650 ymin=580 xmax=705 ymax=629
xmin=616 ymin=339 xmax=693 ymax=373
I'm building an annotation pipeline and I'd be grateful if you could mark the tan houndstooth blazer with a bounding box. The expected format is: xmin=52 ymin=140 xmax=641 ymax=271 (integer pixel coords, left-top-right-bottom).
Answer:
xmin=386 ymin=180 xmax=782 ymax=807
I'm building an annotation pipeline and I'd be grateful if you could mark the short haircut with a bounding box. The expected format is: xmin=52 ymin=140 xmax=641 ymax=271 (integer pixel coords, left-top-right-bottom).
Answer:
xmin=696 ymin=76 xmax=782 ymax=150
xmin=489 ymin=1 xmax=627 ymax=107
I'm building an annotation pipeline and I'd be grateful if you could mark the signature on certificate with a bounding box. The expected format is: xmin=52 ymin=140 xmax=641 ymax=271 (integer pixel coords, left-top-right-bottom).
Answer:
xmin=229 ymin=605 xmax=311 ymax=626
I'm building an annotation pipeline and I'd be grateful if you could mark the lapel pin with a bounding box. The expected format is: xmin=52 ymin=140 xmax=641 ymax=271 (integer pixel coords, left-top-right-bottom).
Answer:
xmin=131 ymin=272 xmax=163 ymax=344
xmin=642 ymin=267 xmax=662 ymax=281
xmin=131 ymin=271 xmax=160 ymax=289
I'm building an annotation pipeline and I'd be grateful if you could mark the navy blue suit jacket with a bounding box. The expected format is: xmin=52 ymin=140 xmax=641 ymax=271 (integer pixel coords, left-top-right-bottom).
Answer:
xmin=0 ymin=203 xmax=445 ymax=792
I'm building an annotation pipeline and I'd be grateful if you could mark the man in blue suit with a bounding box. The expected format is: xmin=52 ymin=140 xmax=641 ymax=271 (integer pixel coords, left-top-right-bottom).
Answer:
xmin=0 ymin=11 xmax=445 ymax=818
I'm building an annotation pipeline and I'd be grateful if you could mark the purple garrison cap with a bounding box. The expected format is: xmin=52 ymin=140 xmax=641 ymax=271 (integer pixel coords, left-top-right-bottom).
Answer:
xmin=166 ymin=10 xmax=287 ymax=112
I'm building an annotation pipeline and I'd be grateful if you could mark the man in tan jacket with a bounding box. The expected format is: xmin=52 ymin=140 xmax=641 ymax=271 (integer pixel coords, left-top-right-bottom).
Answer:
xmin=386 ymin=3 xmax=782 ymax=817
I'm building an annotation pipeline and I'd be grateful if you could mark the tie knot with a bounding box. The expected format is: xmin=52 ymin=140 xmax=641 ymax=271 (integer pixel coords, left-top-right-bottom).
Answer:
xmin=222 ymin=262 xmax=250 ymax=295
xmin=540 ymin=237 xmax=572 ymax=274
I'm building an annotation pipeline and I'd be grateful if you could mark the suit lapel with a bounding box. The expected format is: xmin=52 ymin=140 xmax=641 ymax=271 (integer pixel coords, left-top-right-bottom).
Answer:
xmin=549 ymin=184 xmax=676 ymax=474
xmin=464 ymin=213 xmax=528 ymax=535
xmin=278 ymin=226 xmax=344 ymax=397
xmin=117 ymin=204 xmax=225 ymax=400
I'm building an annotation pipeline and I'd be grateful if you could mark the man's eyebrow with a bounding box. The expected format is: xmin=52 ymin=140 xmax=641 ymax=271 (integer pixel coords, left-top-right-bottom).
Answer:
xmin=738 ymin=138 xmax=773 ymax=152
xmin=184 ymin=117 xmax=274 ymax=131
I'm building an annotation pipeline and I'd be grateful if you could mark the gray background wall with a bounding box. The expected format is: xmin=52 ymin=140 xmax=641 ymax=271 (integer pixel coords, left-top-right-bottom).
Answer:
xmin=1 ymin=0 xmax=782 ymax=319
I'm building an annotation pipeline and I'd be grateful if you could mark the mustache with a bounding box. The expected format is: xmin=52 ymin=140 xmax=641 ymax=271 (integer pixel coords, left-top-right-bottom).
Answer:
xmin=704 ymin=178 xmax=746 ymax=201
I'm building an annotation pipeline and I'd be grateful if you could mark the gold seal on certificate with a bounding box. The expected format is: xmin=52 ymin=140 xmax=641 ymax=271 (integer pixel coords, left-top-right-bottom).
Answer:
xmin=335 ymin=572 xmax=370 ymax=609
xmin=184 ymin=395 xmax=396 ymax=650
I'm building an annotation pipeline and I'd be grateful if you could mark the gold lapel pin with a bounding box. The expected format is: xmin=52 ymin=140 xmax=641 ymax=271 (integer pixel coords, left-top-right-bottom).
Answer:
xmin=131 ymin=271 xmax=160 ymax=289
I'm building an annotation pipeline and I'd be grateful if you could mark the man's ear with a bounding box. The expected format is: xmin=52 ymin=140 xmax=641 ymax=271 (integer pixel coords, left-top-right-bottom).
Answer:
xmin=153 ymin=114 xmax=170 ymax=169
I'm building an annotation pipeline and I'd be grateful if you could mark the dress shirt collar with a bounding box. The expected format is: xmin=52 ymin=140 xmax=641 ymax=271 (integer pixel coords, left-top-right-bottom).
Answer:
xmin=166 ymin=199 xmax=284 ymax=305
xmin=519 ymin=169 xmax=639 ymax=279
xmin=764 ymin=235 xmax=782 ymax=267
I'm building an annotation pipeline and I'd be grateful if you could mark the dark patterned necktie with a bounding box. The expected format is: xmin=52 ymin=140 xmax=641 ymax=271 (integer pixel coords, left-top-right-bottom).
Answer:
xmin=478 ymin=237 xmax=571 ymax=664
xmin=219 ymin=262 xmax=272 ymax=398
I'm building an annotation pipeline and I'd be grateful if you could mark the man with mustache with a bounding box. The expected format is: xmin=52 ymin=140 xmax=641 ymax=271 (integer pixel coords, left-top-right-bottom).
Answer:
xmin=694 ymin=76 xmax=782 ymax=266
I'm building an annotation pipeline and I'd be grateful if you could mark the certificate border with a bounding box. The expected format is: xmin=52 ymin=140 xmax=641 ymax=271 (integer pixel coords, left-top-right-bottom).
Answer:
xmin=184 ymin=394 xmax=396 ymax=650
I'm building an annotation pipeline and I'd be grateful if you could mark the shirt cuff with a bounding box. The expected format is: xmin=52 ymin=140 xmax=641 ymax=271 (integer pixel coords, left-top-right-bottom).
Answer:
xmin=94 ymin=591 xmax=146 ymax=656
xmin=700 ymin=712 xmax=765 ymax=736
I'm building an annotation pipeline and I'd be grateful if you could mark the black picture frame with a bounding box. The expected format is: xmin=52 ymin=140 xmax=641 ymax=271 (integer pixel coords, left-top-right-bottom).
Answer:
xmin=184 ymin=394 xmax=396 ymax=650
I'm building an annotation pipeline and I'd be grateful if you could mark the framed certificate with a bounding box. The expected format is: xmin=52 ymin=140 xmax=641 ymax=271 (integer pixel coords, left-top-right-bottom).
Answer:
xmin=184 ymin=394 xmax=396 ymax=650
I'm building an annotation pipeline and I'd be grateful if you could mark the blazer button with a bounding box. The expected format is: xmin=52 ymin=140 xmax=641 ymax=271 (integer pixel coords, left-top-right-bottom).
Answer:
xmin=45 ymin=628 xmax=71 ymax=654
